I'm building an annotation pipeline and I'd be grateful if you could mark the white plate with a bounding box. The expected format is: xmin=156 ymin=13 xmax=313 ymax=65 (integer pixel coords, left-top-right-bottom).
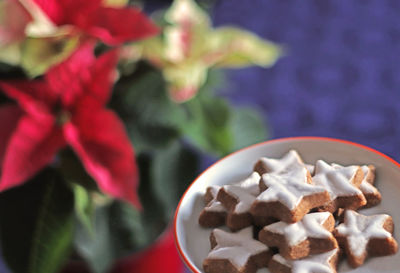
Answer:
xmin=174 ymin=137 xmax=400 ymax=273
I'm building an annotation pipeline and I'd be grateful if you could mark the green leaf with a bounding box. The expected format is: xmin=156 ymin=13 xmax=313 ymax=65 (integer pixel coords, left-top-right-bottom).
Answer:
xmin=119 ymin=67 xmax=181 ymax=126
xmin=108 ymin=202 xmax=149 ymax=253
xmin=0 ymin=168 xmax=74 ymax=273
xmin=72 ymin=183 xmax=95 ymax=235
xmin=179 ymin=92 xmax=233 ymax=156
xmin=73 ymin=154 xmax=173 ymax=273
xmin=229 ymin=107 xmax=268 ymax=150
xmin=74 ymin=206 xmax=114 ymax=273
xmin=127 ymin=124 xmax=179 ymax=154
xmin=21 ymin=36 xmax=79 ymax=77
xmin=210 ymin=27 xmax=282 ymax=68
xmin=152 ymin=140 xmax=199 ymax=216
xmin=163 ymin=62 xmax=208 ymax=101
xmin=130 ymin=153 xmax=170 ymax=248
xmin=58 ymin=149 xmax=98 ymax=191
xmin=165 ymin=69 xmax=234 ymax=156
xmin=112 ymin=66 xmax=183 ymax=152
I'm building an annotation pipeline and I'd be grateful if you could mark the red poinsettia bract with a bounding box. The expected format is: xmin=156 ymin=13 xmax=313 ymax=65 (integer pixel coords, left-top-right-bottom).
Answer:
xmin=0 ymin=43 xmax=141 ymax=208
xmin=31 ymin=0 xmax=159 ymax=45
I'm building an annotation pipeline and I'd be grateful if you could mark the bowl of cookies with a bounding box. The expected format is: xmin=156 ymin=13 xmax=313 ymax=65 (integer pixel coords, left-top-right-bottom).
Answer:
xmin=174 ymin=136 xmax=400 ymax=273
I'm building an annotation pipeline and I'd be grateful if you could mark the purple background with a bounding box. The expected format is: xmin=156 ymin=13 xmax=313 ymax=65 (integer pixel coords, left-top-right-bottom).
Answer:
xmin=212 ymin=0 xmax=400 ymax=161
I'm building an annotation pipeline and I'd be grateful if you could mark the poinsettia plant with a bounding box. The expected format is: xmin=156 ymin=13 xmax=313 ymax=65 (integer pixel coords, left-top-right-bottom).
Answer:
xmin=0 ymin=0 xmax=281 ymax=272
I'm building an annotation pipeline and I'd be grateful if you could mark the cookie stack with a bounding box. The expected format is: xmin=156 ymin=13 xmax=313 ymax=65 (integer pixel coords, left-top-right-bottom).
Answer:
xmin=199 ymin=150 xmax=398 ymax=273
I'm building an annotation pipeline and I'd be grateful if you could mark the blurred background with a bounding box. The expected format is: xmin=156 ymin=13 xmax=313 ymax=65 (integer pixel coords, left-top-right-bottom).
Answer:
xmin=1 ymin=0 xmax=400 ymax=273
xmin=145 ymin=0 xmax=400 ymax=158
xmin=147 ymin=0 xmax=400 ymax=271
xmin=210 ymin=0 xmax=400 ymax=158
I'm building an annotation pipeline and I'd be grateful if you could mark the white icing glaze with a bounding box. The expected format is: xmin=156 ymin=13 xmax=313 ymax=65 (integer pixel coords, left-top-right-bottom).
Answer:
xmin=305 ymin=164 xmax=315 ymax=175
xmin=313 ymin=160 xmax=363 ymax=199
xmin=206 ymin=201 xmax=225 ymax=212
xmin=208 ymin=227 xmax=268 ymax=268
xmin=336 ymin=210 xmax=392 ymax=257
xmin=265 ymin=212 xmax=333 ymax=245
xmin=361 ymin=165 xmax=372 ymax=181
xmin=360 ymin=165 xmax=378 ymax=194
xmin=360 ymin=179 xmax=379 ymax=194
xmin=223 ymin=172 xmax=260 ymax=213
xmin=272 ymin=248 xmax=339 ymax=273
xmin=235 ymin=172 xmax=260 ymax=196
xmin=225 ymin=186 xmax=257 ymax=213
xmin=205 ymin=186 xmax=225 ymax=212
xmin=258 ymin=150 xmax=306 ymax=174
xmin=331 ymin=163 xmax=378 ymax=196
xmin=257 ymin=167 xmax=327 ymax=210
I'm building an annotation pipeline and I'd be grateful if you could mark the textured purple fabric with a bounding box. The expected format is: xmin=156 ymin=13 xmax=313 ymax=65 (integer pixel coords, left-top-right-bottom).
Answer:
xmin=212 ymin=0 xmax=400 ymax=160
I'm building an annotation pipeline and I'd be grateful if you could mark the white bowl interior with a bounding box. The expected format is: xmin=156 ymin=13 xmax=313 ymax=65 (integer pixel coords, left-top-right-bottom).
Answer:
xmin=175 ymin=138 xmax=400 ymax=273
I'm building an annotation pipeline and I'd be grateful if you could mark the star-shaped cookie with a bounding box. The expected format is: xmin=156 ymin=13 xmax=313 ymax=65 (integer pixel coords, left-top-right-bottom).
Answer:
xmin=331 ymin=163 xmax=381 ymax=209
xmin=217 ymin=172 xmax=262 ymax=230
xmin=333 ymin=210 xmax=398 ymax=267
xmin=251 ymin=167 xmax=330 ymax=223
xmin=268 ymin=248 xmax=340 ymax=273
xmin=253 ymin=150 xmax=307 ymax=175
xmin=359 ymin=165 xmax=381 ymax=208
xmin=259 ymin=212 xmax=338 ymax=259
xmin=199 ymin=186 xmax=227 ymax=228
xmin=203 ymin=227 xmax=272 ymax=273
xmin=313 ymin=160 xmax=366 ymax=213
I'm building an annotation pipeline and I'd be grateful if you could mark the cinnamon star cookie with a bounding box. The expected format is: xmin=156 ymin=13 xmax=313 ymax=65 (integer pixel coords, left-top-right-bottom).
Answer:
xmin=333 ymin=210 xmax=398 ymax=268
xmin=251 ymin=167 xmax=330 ymax=224
xmin=259 ymin=212 xmax=338 ymax=260
xmin=313 ymin=160 xmax=366 ymax=213
xmin=203 ymin=227 xmax=272 ymax=273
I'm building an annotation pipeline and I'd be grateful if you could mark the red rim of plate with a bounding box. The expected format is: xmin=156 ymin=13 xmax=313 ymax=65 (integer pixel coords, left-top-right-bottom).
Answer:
xmin=173 ymin=136 xmax=400 ymax=273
